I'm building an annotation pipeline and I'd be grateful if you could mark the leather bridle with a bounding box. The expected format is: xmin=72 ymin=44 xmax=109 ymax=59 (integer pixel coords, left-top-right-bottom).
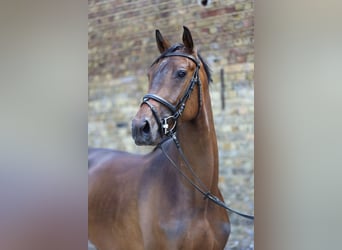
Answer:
xmin=141 ymin=51 xmax=202 ymax=137
xmin=140 ymin=50 xmax=254 ymax=220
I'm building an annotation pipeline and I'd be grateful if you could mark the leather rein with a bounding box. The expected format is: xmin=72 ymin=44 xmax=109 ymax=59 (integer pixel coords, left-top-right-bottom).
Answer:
xmin=141 ymin=52 xmax=254 ymax=220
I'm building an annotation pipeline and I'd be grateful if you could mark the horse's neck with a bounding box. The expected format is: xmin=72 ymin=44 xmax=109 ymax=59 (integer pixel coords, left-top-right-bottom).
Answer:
xmin=176 ymin=90 xmax=219 ymax=195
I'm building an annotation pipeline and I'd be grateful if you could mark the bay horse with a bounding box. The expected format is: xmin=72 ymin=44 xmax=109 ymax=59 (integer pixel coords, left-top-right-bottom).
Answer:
xmin=88 ymin=26 xmax=230 ymax=250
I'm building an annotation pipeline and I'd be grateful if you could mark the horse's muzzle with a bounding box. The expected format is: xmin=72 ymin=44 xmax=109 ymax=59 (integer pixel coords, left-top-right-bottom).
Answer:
xmin=132 ymin=118 xmax=154 ymax=145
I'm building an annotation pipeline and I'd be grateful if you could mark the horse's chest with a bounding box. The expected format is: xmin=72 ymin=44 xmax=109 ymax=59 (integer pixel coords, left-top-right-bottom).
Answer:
xmin=138 ymin=202 xmax=188 ymax=248
xmin=159 ymin=216 xmax=189 ymax=240
xmin=137 ymin=173 xmax=216 ymax=249
xmin=139 ymin=207 xmax=214 ymax=249
xmin=161 ymin=216 xmax=216 ymax=250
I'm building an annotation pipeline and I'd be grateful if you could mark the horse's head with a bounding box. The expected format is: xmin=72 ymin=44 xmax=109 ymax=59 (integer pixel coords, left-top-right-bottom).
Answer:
xmin=132 ymin=26 xmax=206 ymax=146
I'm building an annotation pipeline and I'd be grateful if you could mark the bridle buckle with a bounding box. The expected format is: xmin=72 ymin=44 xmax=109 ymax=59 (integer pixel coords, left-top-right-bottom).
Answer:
xmin=161 ymin=115 xmax=177 ymax=135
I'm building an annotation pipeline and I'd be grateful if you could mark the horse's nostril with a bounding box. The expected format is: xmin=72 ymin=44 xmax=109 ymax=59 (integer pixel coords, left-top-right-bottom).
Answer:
xmin=142 ymin=120 xmax=150 ymax=134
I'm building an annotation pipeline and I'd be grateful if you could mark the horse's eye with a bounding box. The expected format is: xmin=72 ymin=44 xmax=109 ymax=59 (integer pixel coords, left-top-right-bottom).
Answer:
xmin=176 ymin=70 xmax=187 ymax=78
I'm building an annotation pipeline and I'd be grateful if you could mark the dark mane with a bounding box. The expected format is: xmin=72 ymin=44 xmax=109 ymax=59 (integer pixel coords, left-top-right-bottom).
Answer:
xmin=151 ymin=43 xmax=212 ymax=84
xmin=198 ymin=52 xmax=212 ymax=84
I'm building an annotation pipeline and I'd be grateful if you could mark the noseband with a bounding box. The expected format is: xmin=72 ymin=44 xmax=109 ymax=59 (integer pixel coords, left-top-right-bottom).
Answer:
xmin=141 ymin=52 xmax=202 ymax=137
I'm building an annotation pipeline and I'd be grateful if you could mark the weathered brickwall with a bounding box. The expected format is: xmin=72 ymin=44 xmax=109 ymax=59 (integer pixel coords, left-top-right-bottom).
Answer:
xmin=88 ymin=0 xmax=254 ymax=249
xmin=89 ymin=0 xmax=253 ymax=82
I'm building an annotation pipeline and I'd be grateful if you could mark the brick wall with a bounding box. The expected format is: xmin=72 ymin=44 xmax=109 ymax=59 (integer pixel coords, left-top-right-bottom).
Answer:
xmin=88 ymin=0 xmax=254 ymax=249
xmin=89 ymin=0 xmax=253 ymax=82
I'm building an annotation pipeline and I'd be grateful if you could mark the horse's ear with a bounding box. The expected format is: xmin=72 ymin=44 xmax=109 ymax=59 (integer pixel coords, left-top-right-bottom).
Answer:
xmin=156 ymin=29 xmax=171 ymax=54
xmin=182 ymin=26 xmax=194 ymax=52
